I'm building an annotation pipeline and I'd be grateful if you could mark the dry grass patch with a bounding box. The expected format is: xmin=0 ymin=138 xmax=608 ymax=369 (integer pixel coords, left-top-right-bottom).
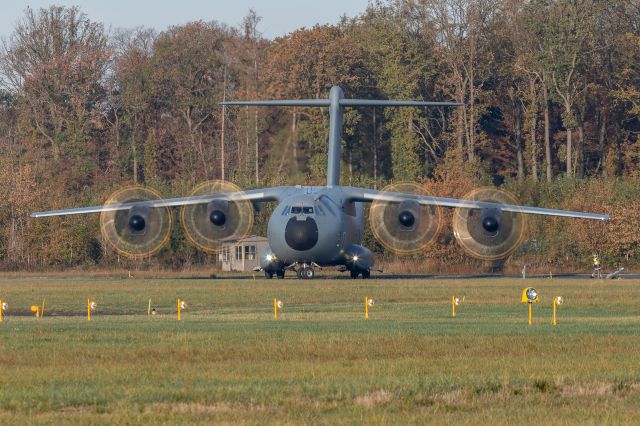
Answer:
xmin=354 ymin=389 xmax=393 ymax=408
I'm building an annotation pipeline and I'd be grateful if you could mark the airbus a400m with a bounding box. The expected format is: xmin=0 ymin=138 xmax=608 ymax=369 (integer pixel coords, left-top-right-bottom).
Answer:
xmin=32 ymin=86 xmax=608 ymax=279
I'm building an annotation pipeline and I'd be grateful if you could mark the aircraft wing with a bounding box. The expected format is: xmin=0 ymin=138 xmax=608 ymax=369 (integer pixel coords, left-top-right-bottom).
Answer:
xmin=343 ymin=187 xmax=609 ymax=221
xmin=30 ymin=186 xmax=288 ymax=218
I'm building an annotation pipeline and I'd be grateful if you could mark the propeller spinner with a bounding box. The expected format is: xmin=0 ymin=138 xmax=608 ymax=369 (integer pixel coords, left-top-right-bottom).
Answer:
xmin=100 ymin=186 xmax=173 ymax=258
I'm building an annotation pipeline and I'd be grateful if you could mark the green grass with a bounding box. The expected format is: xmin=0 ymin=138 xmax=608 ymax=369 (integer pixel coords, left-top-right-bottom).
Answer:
xmin=1 ymin=276 xmax=640 ymax=424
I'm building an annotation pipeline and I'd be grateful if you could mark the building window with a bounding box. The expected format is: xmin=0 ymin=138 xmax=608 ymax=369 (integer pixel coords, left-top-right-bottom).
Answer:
xmin=222 ymin=247 xmax=229 ymax=262
xmin=245 ymin=245 xmax=256 ymax=260
xmin=235 ymin=246 xmax=242 ymax=260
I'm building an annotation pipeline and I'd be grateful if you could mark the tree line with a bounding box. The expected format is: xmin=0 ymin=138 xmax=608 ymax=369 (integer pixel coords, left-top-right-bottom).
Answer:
xmin=0 ymin=1 xmax=639 ymax=271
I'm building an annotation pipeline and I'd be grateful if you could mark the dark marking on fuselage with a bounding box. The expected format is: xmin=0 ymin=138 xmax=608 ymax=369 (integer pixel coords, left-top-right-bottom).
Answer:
xmin=285 ymin=216 xmax=319 ymax=251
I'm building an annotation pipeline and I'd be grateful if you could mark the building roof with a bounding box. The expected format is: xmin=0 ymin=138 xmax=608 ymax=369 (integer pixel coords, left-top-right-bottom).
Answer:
xmin=219 ymin=235 xmax=268 ymax=248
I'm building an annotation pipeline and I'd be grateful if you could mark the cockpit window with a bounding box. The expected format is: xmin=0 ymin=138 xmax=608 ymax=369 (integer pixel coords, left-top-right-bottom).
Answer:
xmin=290 ymin=206 xmax=313 ymax=214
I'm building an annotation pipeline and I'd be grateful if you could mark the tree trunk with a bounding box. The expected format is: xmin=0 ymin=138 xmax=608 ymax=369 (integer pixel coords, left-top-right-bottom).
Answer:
xmin=566 ymin=128 xmax=572 ymax=178
xmin=542 ymin=85 xmax=552 ymax=182
xmin=132 ymin=117 xmax=138 ymax=184
xmin=516 ymin=111 xmax=524 ymax=182
xmin=577 ymin=124 xmax=585 ymax=178
xmin=220 ymin=66 xmax=227 ymax=181
xmin=596 ymin=110 xmax=606 ymax=176
xmin=292 ymin=109 xmax=297 ymax=167
xmin=373 ymin=108 xmax=377 ymax=189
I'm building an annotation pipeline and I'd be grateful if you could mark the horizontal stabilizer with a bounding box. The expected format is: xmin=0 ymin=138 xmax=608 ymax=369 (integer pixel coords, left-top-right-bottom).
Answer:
xmin=221 ymin=99 xmax=462 ymax=108
xmin=340 ymin=99 xmax=462 ymax=107
xmin=221 ymin=100 xmax=330 ymax=107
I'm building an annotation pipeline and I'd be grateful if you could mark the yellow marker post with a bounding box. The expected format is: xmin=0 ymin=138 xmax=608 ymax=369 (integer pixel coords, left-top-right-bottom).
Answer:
xmin=552 ymin=296 xmax=563 ymax=326
xmin=0 ymin=299 xmax=3 ymax=322
xmin=273 ymin=298 xmax=278 ymax=319
xmin=148 ymin=299 xmax=151 ymax=317
xmin=30 ymin=305 xmax=39 ymax=319
xmin=452 ymin=296 xmax=457 ymax=318
xmin=521 ymin=287 xmax=539 ymax=326
xmin=365 ymin=296 xmax=369 ymax=320
xmin=177 ymin=298 xmax=181 ymax=321
xmin=87 ymin=298 xmax=91 ymax=321
xmin=41 ymin=299 xmax=46 ymax=318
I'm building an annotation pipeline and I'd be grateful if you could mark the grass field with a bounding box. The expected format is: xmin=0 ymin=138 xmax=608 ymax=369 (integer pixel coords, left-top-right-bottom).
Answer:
xmin=1 ymin=274 xmax=640 ymax=424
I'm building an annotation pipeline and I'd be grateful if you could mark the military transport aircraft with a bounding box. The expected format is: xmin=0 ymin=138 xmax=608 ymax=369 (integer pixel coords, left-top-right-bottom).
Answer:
xmin=31 ymin=86 xmax=609 ymax=279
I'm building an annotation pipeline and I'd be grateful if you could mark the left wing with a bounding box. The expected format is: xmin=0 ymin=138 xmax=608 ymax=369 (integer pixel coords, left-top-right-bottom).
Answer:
xmin=31 ymin=186 xmax=288 ymax=218
xmin=343 ymin=187 xmax=609 ymax=221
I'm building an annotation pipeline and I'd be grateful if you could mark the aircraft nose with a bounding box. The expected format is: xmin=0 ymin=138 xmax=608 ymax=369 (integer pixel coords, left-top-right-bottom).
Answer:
xmin=285 ymin=217 xmax=319 ymax=251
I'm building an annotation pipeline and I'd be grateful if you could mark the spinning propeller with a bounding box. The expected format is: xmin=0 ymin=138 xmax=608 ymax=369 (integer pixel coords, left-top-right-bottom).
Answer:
xmin=180 ymin=180 xmax=254 ymax=253
xmin=100 ymin=186 xmax=173 ymax=258
xmin=452 ymin=187 xmax=527 ymax=260
xmin=369 ymin=182 xmax=442 ymax=254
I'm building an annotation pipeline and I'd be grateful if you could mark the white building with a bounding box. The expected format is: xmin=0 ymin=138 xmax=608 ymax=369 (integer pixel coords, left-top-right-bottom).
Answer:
xmin=218 ymin=235 xmax=269 ymax=272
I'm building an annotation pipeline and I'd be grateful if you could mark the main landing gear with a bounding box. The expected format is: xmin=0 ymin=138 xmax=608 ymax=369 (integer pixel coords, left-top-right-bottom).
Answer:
xmin=264 ymin=269 xmax=285 ymax=279
xmin=350 ymin=270 xmax=371 ymax=279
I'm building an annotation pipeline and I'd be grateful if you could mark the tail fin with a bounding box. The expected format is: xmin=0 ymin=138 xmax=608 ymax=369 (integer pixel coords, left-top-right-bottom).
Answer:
xmin=222 ymin=86 xmax=462 ymax=187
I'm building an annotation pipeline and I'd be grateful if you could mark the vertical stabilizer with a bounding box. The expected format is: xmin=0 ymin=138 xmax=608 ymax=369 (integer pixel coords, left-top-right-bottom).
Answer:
xmin=221 ymin=87 xmax=461 ymax=187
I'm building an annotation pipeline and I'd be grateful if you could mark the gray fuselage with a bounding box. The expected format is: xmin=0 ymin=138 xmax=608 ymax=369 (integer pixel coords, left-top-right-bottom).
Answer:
xmin=261 ymin=186 xmax=372 ymax=270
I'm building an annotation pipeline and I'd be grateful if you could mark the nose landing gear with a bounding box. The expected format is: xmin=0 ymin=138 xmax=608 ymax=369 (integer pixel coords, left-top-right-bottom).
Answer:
xmin=297 ymin=266 xmax=315 ymax=279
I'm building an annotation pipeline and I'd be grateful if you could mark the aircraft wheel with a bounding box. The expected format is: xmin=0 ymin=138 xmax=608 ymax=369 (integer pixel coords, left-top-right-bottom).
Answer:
xmin=362 ymin=270 xmax=371 ymax=279
xmin=276 ymin=270 xmax=285 ymax=279
xmin=297 ymin=269 xmax=304 ymax=279
xmin=304 ymin=267 xmax=315 ymax=279
xmin=350 ymin=270 xmax=359 ymax=279
xmin=264 ymin=271 xmax=273 ymax=279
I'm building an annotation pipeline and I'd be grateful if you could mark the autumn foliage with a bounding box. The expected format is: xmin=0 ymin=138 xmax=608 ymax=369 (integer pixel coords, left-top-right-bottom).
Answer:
xmin=0 ymin=3 xmax=639 ymax=271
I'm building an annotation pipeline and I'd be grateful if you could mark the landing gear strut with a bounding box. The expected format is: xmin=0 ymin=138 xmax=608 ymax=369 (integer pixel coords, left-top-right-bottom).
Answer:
xmin=350 ymin=269 xmax=371 ymax=279
xmin=264 ymin=269 xmax=285 ymax=279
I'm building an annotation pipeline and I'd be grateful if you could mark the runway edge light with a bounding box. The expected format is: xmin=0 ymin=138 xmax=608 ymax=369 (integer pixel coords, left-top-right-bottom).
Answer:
xmin=552 ymin=296 xmax=563 ymax=326
xmin=452 ymin=296 xmax=462 ymax=318
xmin=521 ymin=287 xmax=539 ymax=325
xmin=88 ymin=298 xmax=96 ymax=321
xmin=365 ymin=297 xmax=374 ymax=320
xmin=274 ymin=298 xmax=283 ymax=319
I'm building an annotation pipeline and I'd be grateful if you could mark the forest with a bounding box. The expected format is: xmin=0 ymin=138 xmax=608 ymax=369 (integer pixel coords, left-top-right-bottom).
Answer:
xmin=0 ymin=0 xmax=639 ymax=272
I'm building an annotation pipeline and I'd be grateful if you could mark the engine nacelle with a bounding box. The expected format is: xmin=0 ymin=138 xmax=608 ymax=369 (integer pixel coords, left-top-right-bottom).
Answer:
xmin=344 ymin=244 xmax=374 ymax=273
xmin=206 ymin=200 xmax=229 ymax=228
xmin=397 ymin=200 xmax=420 ymax=230
xmin=127 ymin=206 xmax=150 ymax=235
xmin=259 ymin=246 xmax=282 ymax=273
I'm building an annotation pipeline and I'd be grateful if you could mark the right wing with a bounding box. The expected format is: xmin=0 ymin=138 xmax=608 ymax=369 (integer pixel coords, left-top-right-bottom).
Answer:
xmin=31 ymin=186 xmax=288 ymax=218
xmin=343 ymin=187 xmax=609 ymax=221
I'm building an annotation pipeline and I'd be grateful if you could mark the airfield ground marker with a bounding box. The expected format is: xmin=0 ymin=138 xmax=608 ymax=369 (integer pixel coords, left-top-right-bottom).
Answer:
xmin=521 ymin=287 xmax=539 ymax=325
xmin=452 ymin=296 xmax=462 ymax=318
xmin=0 ymin=300 xmax=4 ymax=322
xmin=30 ymin=305 xmax=40 ymax=318
xmin=552 ymin=296 xmax=563 ymax=325
xmin=177 ymin=298 xmax=182 ymax=321
xmin=274 ymin=298 xmax=283 ymax=319
xmin=41 ymin=299 xmax=46 ymax=317
xmin=87 ymin=298 xmax=96 ymax=321
xmin=148 ymin=299 xmax=151 ymax=317
xmin=365 ymin=297 xmax=374 ymax=320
